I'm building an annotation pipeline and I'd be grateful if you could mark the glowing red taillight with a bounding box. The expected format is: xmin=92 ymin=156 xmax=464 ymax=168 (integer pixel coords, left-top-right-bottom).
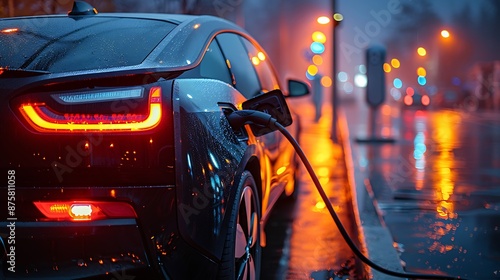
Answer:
xmin=19 ymin=87 xmax=162 ymax=133
xmin=34 ymin=201 xmax=137 ymax=222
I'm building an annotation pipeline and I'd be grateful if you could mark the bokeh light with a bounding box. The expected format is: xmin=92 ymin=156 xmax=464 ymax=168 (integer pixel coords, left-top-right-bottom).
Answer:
xmin=337 ymin=71 xmax=348 ymax=82
xmin=393 ymin=78 xmax=403 ymax=89
xmin=354 ymin=74 xmax=367 ymax=88
xmin=307 ymin=65 xmax=318 ymax=76
xmin=306 ymin=71 xmax=315 ymax=80
xmin=422 ymin=95 xmax=430 ymax=106
xmin=321 ymin=76 xmax=332 ymax=87
xmin=358 ymin=64 xmax=366 ymax=74
xmin=406 ymin=87 xmax=415 ymax=96
xmin=251 ymin=57 xmax=260 ymax=65
xmin=383 ymin=63 xmax=392 ymax=73
xmin=317 ymin=16 xmax=331 ymax=25
xmin=417 ymin=67 xmax=427 ymax=76
xmin=310 ymin=42 xmax=325 ymax=54
xmin=257 ymin=52 xmax=266 ymax=61
xmin=418 ymin=76 xmax=427 ymax=86
xmin=391 ymin=88 xmax=402 ymax=101
xmin=417 ymin=47 xmax=427 ymax=56
xmin=343 ymin=82 xmax=354 ymax=93
xmin=391 ymin=58 xmax=400 ymax=68
xmin=312 ymin=55 xmax=323 ymax=66
xmin=404 ymin=95 xmax=413 ymax=106
xmin=312 ymin=31 xmax=327 ymax=43
xmin=441 ymin=29 xmax=450 ymax=38
xmin=333 ymin=13 xmax=344 ymax=22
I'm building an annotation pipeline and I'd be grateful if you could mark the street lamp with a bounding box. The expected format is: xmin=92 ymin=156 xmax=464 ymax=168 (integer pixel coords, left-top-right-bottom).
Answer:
xmin=313 ymin=11 xmax=342 ymax=141
xmin=441 ymin=29 xmax=450 ymax=39
xmin=317 ymin=16 xmax=330 ymax=25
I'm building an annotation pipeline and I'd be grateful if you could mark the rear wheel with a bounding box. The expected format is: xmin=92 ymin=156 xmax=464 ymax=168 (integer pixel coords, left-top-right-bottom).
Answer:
xmin=218 ymin=171 xmax=261 ymax=280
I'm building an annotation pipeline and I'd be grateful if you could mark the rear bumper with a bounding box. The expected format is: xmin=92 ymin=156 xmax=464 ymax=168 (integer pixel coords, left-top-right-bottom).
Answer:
xmin=1 ymin=219 xmax=157 ymax=279
xmin=0 ymin=185 xmax=218 ymax=279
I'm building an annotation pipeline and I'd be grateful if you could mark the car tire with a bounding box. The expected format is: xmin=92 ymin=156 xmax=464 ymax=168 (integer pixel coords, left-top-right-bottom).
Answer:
xmin=218 ymin=171 xmax=261 ymax=280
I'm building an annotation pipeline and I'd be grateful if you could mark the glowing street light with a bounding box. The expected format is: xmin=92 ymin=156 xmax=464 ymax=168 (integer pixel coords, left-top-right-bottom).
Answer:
xmin=441 ymin=29 xmax=450 ymax=38
xmin=317 ymin=16 xmax=330 ymax=25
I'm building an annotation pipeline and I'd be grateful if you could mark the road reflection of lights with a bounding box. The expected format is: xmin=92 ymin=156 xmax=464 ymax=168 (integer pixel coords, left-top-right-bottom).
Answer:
xmin=432 ymin=112 xmax=460 ymax=203
xmin=317 ymin=167 xmax=329 ymax=177
xmin=314 ymin=201 xmax=326 ymax=212
xmin=419 ymin=112 xmax=460 ymax=257
xmin=318 ymin=166 xmax=330 ymax=186
xmin=313 ymin=200 xmax=341 ymax=213
xmin=436 ymin=201 xmax=457 ymax=220
xmin=413 ymin=115 xmax=427 ymax=192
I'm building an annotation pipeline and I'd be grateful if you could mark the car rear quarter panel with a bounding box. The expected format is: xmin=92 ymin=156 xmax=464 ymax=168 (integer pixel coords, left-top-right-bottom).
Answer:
xmin=172 ymin=78 xmax=267 ymax=260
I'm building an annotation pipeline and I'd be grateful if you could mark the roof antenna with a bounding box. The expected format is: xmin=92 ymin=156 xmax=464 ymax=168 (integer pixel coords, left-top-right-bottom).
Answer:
xmin=68 ymin=1 xmax=98 ymax=16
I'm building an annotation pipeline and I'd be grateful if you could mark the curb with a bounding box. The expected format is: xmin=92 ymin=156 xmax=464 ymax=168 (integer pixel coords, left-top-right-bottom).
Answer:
xmin=337 ymin=108 xmax=405 ymax=280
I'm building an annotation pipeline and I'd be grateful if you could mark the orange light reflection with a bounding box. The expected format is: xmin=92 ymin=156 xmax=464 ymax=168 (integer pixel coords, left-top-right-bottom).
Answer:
xmin=426 ymin=112 xmax=459 ymax=254
xmin=285 ymin=104 xmax=353 ymax=272
xmin=1 ymin=28 xmax=19 ymax=33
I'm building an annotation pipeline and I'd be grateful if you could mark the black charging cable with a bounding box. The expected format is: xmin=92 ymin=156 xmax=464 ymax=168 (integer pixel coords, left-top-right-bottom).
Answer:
xmin=228 ymin=110 xmax=466 ymax=280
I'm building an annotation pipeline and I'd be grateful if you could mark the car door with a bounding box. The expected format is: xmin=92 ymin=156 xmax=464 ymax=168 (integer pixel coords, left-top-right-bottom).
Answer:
xmin=216 ymin=33 xmax=294 ymax=219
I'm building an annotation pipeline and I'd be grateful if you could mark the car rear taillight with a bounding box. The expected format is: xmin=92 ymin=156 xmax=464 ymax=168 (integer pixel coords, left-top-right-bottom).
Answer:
xmin=19 ymin=87 xmax=162 ymax=133
xmin=33 ymin=201 xmax=137 ymax=221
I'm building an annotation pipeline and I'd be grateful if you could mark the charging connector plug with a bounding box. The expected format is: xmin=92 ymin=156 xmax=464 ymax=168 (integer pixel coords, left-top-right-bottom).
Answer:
xmin=227 ymin=110 xmax=279 ymax=131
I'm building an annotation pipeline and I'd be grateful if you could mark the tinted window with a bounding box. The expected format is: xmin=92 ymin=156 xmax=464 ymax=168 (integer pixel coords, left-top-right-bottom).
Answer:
xmin=199 ymin=40 xmax=232 ymax=84
xmin=241 ymin=38 xmax=280 ymax=93
xmin=216 ymin=33 xmax=261 ymax=98
xmin=0 ymin=17 xmax=176 ymax=73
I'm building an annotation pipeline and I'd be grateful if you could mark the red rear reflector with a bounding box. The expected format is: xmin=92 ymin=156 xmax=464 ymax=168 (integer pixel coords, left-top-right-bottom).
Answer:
xmin=34 ymin=201 xmax=137 ymax=222
xmin=19 ymin=87 xmax=162 ymax=133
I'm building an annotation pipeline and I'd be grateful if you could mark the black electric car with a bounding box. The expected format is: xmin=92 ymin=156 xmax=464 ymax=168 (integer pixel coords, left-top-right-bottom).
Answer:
xmin=0 ymin=2 xmax=309 ymax=279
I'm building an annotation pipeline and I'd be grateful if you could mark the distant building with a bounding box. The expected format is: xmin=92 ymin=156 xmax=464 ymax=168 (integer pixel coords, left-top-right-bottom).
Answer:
xmin=469 ymin=61 xmax=500 ymax=110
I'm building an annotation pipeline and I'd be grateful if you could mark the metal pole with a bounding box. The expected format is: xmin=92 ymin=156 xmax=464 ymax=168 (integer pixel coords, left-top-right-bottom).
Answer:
xmin=8 ymin=0 xmax=14 ymax=17
xmin=331 ymin=0 xmax=338 ymax=143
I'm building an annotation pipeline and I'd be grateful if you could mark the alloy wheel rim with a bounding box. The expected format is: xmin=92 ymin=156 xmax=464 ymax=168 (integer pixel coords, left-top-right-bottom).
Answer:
xmin=235 ymin=186 xmax=258 ymax=280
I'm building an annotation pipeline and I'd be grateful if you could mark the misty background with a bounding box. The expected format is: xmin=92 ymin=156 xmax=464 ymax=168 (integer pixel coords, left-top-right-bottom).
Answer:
xmin=2 ymin=0 xmax=499 ymax=102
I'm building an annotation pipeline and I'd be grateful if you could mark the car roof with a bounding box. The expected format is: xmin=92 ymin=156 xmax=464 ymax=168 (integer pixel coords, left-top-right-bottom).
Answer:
xmin=0 ymin=12 xmax=250 ymax=77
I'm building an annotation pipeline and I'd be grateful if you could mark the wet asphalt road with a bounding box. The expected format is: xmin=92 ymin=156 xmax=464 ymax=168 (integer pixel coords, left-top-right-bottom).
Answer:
xmin=344 ymin=100 xmax=500 ymax=280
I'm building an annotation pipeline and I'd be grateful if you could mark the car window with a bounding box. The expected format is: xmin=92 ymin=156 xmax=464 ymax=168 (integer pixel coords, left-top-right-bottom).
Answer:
xmin=0 ymin=17 xmax=176 ymax=73
xmin=216 ymin=33 xmax=261 ymax=98
xmin=240 ymin=37 xmax=281 ymax=93
xmin=199 ymin=40 xmax=232 ymax=84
